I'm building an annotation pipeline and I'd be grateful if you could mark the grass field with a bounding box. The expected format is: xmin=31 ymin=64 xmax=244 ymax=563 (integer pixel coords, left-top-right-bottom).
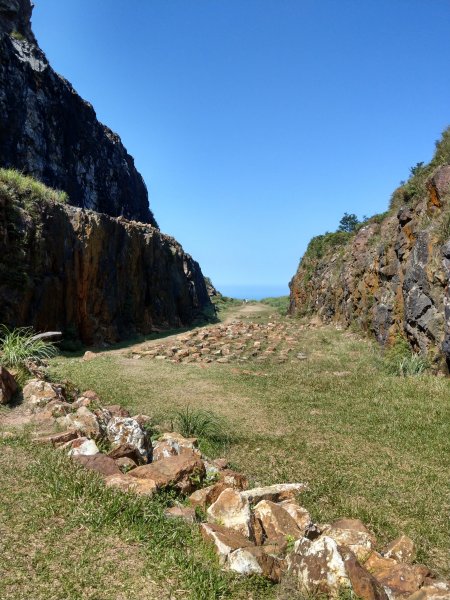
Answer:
xmin=1 ymin=303 xmax=449 ymax=598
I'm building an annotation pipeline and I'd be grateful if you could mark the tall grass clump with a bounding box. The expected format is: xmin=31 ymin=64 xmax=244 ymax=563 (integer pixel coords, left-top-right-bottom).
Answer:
xmin=171 ymin=406 xmax=230 ymax=455
xmin=0 ymin=326 xmax=57 ymax=372
xmin=0 ymin=168 xmax=68 ymax=204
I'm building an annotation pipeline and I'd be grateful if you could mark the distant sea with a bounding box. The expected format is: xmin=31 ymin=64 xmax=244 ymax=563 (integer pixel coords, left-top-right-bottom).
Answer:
xmin=217 ymin=284 xmax=289 ymax=300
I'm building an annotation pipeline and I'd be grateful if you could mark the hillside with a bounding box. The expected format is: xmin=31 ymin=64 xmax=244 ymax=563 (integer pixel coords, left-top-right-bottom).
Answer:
xmin=289 ymin=128 xmax=450 ymax=370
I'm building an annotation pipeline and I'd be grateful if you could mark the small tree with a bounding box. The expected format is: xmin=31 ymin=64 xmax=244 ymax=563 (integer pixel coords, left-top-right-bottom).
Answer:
xmin=338 ymin=212 xmax=359 ymax=233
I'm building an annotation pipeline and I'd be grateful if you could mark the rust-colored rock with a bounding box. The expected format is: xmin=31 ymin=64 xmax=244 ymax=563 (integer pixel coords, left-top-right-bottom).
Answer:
xmin=279 ymin=501 xmax=313 ymax=536
xmin=105 ymin=405 xmax=131 ymax=418
xmin=341 ymin=548 xmax=389 ymax=600
xmin=74 ymin=453 xmax=122 ymax=477
xmin=107 ymin=443 xmax=145 ymax=465
xmin=188 ymin=482 xmax=230 ymax=511
xmin=128 ymin=449 xmax=205 ymax=493
xmin=407 ymin=580 xmax=450 ymax=600
xmin=0 ymin=366 xmax=17 ymax=405
xmin=227 ymin=546 xmax=285 ymax=582
xmin=218 ymin=469 xmax=248 ymax=490
xmin=370 ymin=562 xmax=430 ymax=598
xmin=383 ymin=535 xmax=416 ymax=563
xmin=207 ymin=488 xmax=252 ymax=538
xmin=241 ymin=482 xmax=307 ymax=504
xmin=253 ymin=500 xmax=303 ymax=544
xmin=326 ymin=518 xmax=377 ymax=563
xmin=22 ymin=379 xmax=58 ymax=410
xmin=164 ymin=505 xmax=196 ymax=523
xmin=201 ymin=523 xmax=255 ymax=565
xmin=33 ymin=430 xmax=78 ymax=447
xmin=104 ymin=473 xmax=157 ymax=496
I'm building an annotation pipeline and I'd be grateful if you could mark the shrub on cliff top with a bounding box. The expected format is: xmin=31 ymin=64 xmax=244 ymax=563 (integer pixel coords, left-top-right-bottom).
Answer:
xmin=0 ymin=168 xmax=68 ymax=205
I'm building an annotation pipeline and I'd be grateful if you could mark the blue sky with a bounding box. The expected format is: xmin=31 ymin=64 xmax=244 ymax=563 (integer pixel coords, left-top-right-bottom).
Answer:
xmin=32 ymin=0 xmax=450 ymax=292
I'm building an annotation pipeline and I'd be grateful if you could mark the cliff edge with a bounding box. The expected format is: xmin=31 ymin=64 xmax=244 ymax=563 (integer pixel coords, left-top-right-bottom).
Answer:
xmin=289 ymin=128 xmax=450 ymax=369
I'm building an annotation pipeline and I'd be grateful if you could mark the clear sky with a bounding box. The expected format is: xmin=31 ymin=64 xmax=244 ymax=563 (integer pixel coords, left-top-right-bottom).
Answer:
xmin=32 ymin=0 xmax=450 ymax=292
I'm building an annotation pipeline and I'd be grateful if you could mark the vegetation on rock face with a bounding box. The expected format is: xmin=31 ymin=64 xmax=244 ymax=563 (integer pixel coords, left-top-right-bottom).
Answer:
xmin=0 ymin=168 xmax=68 ymax=205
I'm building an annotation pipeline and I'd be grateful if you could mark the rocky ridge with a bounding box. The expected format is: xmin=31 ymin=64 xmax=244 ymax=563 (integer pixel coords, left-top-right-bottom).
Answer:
xmin=1 ymin=367 xmax=449 ymax=599
xmin=0 ymin=0 xmax=155 ymax=224
xmin=0 ymin=179 xmax=210 ymax=343
xmin=289 ymin=129 xmax=450 ymax=369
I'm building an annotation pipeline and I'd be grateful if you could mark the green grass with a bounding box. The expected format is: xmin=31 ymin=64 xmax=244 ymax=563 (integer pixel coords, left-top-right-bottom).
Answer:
xmin=260 ymin=296 xmax=290 ymax=315
xmin=0 ymin=325 xmax=57 ymax=370
xmin=0 ymin=435 xmax=272 ymax=600
xmin=49 ymin=318 xmax=450 ymax=582
xmin=0 ymin=168 xmax=68 ymax=205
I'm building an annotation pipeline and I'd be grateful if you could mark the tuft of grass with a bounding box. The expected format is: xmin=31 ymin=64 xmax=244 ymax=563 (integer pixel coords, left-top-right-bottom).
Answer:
xmin=397 ymin=353 xmax=428 ymax=377
xmin=0 ymin=325 xmax=57 ymax=371
xmin=10 ymin=30 xmax=26 ymax=41
xmin=0 ymin=168 xmax=68 ymax=205
xmin=171 ymin=406 xmax=230 ymax=455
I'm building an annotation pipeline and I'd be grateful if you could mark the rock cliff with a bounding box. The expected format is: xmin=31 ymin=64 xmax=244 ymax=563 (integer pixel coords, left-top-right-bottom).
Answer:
xmin=0 ymin=0 xmax=156 ymax=225
xmin=0 ymin=172 xmax=210 ymax=344
xmin=289 ymin=128 xmax=450 ymax=369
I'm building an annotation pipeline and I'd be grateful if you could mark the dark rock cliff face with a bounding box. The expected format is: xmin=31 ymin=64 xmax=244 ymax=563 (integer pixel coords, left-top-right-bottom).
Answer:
xmin=0 ymin=0 xmax=156 ymax=225
xmin=289 ymin=132 xmax=450 ymax=368
xmin=0 ymin=187 xmax=210 ymax=344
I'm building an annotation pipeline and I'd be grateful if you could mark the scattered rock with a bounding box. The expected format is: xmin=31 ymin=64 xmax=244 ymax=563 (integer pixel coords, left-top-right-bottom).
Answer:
xmin=241 ymin=482 xmax=307 ymax=504
xmin=407 ymin=580 xmax=450 ymax=600
xmin=340 ymin=548 xmax=389 ymax=600
xmin=188 ymin=482 xmax=230 ymax=511
xmin=106 ymin=416 xmax=149 ymax=459
xmin=67 ymin=437 xmax=100 ymax=456
xmin=164 ymin=505 xmax=196 ymax=523
xmin=115 ymin=456 xmax=138 ymax=471
xmin=129 ymin=448 xmax=205 ymax=493
xmin=104 ymin=473 xmax=157 ymax=496
xmin=0 ymin=367 xmax=17 ymax=405
xmin=326 ymin=518 xmax=376 ymax=562
xmin=373 ymin=563 xmax=430 ymax=599
xmin=279 ymin=501 xmax=313 ymax=536
xmin=383 ymin=535 xmax=416 ymax=563
xmin=22 ymin=379 xmax=58 ymax=409
xmin=73 ymin=453 xmax=121 ymax=477
xmin=207 ymin=488 xmax=252 ymax=538
xmin=107 ymin=443 xmax=145 ymax=465
xmin=33 ymin=430 xmax=78 ymax=446
xmin=253 ymin=500 xmax=303 ymax=544
xmin=105 ymin=404 xmax=131 ymax=418
xmin=61 ymin=406 xmax=102 ymax=439
xmin=200 ymin=523 xmax=255 ymax=564
xmin=218 ymin=469 xmax=248 ymax=490
xmin=228 ymin=546 xmax=284 ymax=582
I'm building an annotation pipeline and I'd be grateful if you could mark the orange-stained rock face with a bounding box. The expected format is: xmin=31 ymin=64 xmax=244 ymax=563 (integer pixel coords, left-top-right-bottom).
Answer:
xmin=0 ymin=196 xmax=211 ymax=344
xmin=289 ymin=164 xmax=450 ymax=367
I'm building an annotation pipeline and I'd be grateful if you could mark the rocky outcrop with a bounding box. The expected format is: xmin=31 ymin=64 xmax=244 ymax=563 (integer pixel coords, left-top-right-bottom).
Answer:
xmin=0 ymin=185 xmax=210 ymax=344
xmin=289 ymin=130 xmax=450 ymax=369
xmin=0 ymin=0 xmax=155 ymax=224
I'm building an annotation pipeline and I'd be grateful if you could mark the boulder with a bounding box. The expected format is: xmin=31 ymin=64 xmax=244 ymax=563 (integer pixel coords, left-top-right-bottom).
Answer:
xmin=61 ymin=406 xmax=102 ymax=439
xmin=0 ymin=366 xmax=17 ymax=405
xmin=73 ymin=453 xmax=121 ymax=477
xmin=207 ymin=488 xmax=252 ymax=538
xmin=325 ymin=518 xmax=376 ymax=562
xmin=67 ymin=437 xmax=100 ymax=457
xmin=104 ymin=473 xmax=157 ymax=496
xmin=164 ymin=505 xmax=196 ymax=523
xmin=253 ymin=500 xmax=303 ymax=544
xmin=107 ymin=443 xmax=145 ymax=465
xmin=407 ymin=580 xmax=450 ymax=600
xmin=128 ymin=448 xmax=205 ymax=493
xmin=383 ymin=535 xmax=416 ymax=563
xmin=287 ymin=536 xmax=352 ymax=597
xmin=188 ymin=482 xmax=230 ymax=511
xmin=22 ymin=379 xmax=58 ymax=409
xmin=227 ymin=547 xmax=284 ymax=582
xmin=241 ymin=482 xmax=307 ymax=504
xmin=106 ymin=417 xmax=149 ymax=459
xmin=370 ymin=562 xmax=430 ymax=599
xmin=200 ymin=523 xmax=255 ymax=564
xmin=279 ymin=501 xmax=313 ymax=536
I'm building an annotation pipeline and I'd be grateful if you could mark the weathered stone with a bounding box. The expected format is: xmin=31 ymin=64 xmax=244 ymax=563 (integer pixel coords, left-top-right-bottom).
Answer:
xmin=407 ymin=580 xmax=450 ymax=600
xmin=115 ymin=456 xmax=137 ymax=471
xmin=279 ymin=501 xmax=313 ymax=536
xmin=74 ymin=453 xmax=121 ymax=477
xmin=128 ymin=449 xmax=205 ymax=493
xmin=158 ymin=432 xmax=199 ymax=451
xmin=341 ymin=548 xmax=389 ymax=600
xmin=287 ymin=536 xmax=351 ymax=597
xmin=107 ymin=443 xmax=145 ymax=465
xmin=106 ymin=417 xmax=149 ymax=459
xmin=326 ymin=518 xmax=376 ymax=562
xmin=152 ymin=440 xmax=179 ymax=461
xmin=372 ymin=563 xmax=430 ymax=599
xmin=207 ymin=488 xmax=252 ymax=538
xmin=104 ymin=404 xmax=130 ymax=418
xmin=188 ymin=482 xmax=230 ymax=511
xmin=218 ymin=469 xmax=248 ymax=490
xmin=0 ymin=366 xmax=17 ymax=405
xmin=22 ymin=379 xmax=58 ymax=409
xmin=253 ymin=500 xmax=303 ymax=544
xmin=383 ymin=535 xmax=416 ymax=563
xmin=67 ymin=437 xmax=99 ymax=457
xmin=212 ymin=458 xmax=228 ymax=470
xmin=104 ymin=473 xmax=157 ymax=496
xmin=33 ymin=430 xmax=78 ymax=447
xmin=241 ymin=483 xmax=307 ymax=504
xmin=61 ymin=406 xmax=102 ymax=439
xmin=164 ymin=505 xmax=196 ymax=523
xmin=228 ymin=547 xmax=284 ymax=582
